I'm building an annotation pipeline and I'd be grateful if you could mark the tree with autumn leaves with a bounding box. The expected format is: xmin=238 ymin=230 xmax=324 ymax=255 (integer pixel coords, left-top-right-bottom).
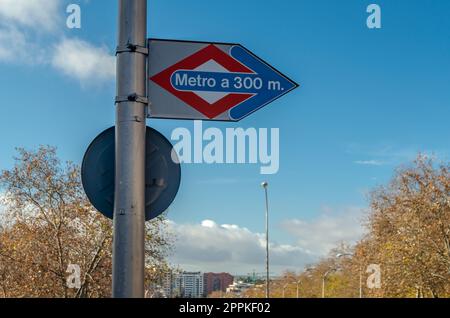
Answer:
xmin=0 ymin=147 xmax=448 ymax=298
xmin=362 ymin=155 xmax=450 ymax=297
xmin=0 ymin=146 xmax=173 ymax=298
xmin=243 ymin=155 xmax=450 ymax=298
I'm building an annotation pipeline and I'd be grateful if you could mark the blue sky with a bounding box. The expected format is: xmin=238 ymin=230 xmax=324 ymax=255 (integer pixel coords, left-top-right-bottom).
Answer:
xmin=0 ymin=0 xmax=449 ymax=274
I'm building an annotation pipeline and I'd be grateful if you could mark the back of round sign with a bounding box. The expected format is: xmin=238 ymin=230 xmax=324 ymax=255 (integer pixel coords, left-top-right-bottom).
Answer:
xmin=81 ymin=126 xmax=181 ymax=221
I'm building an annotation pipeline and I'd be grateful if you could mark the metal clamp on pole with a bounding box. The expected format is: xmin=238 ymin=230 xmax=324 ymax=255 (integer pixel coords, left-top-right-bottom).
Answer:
xmin=116 ymin=43 xmax=149 ymax=56
xmin=115 ymin=93 xmax=149 ymax=105
xmin=145 ymin=101 xmax=152 ymax=118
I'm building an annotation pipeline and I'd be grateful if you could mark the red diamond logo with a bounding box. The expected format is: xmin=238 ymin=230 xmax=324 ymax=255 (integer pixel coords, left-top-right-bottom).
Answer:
xmin=150 ymin=45 xmax=255 ymax=119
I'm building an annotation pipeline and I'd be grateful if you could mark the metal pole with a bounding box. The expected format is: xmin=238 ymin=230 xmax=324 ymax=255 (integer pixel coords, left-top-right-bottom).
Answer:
xmin=113 ymin=0 xmax=147 ymax=298
xmin=322 ymin=276 xmax=325 ymax=298
xmin=359 ymin=265 xmax=363 ymax=298
xmin=296 ymin=281 xmax=300 ymax=298
xmin=322 ymin=269 xmax=335 ymax=298
xmin=263 ymin=184 xmax=270 ymax=298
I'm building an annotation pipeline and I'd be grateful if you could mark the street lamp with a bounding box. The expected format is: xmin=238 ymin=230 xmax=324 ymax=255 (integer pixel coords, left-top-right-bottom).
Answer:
xmin=296 ymin=280 xmax=302 ymax=298
xmin=296 ymin=267 xmax=313 ymax=298
xmin=336 ymin=253 xmax=362 ymax=298
xmin=322 ymin=268 xmax=336 ymax=298
xmin=261 ymin=181 xmax=269 ymax=298
xmin=282 ymin=283 xmax=289 ymax=298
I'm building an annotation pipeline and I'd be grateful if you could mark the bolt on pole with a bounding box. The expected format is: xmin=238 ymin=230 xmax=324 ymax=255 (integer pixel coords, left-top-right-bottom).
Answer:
xmin=113 ymin=0 xmax=148 ymax=298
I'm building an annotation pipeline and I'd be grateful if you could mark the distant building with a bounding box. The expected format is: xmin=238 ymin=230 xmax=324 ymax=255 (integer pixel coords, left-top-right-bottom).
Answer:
xmin=226 ymin=281 xmax=254 ymax=296
xmin=162 ymin=271 xmax=204 ymax=298
xmin=161 ymin=271 xmax=235 ymax=298
xmin=161 ymin=270 xmax=179 ymax=298
xmin=204 ymin=272 xmax=234 ymax=296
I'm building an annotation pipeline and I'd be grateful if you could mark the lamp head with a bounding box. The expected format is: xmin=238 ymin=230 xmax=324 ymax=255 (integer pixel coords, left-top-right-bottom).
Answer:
xmin=261 ymin=181 xmax=268 ymax=188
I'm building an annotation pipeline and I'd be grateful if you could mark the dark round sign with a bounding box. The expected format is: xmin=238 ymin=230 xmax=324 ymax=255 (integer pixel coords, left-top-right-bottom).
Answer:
xmin=81 ymin=126 xmax=181 ymax=221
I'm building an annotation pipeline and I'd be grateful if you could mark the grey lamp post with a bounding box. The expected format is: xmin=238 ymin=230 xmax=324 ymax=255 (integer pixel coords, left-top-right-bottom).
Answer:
xmin=336 ymin=253 xmax=362 ymax=298
xmin=322 ymin=268 xmax=336 ymax=298
xmin=296 ymin=280 xmax=302 ymax=298
xmin=297 ymin=266 xmax=314 ymax=298
xmin=261 ymin=181 xmax=269 ymax=298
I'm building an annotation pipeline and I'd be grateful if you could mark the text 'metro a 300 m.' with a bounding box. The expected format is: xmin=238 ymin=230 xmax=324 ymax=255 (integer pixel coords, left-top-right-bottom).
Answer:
xmin=148 ymin=39 xmax=299 ymax=121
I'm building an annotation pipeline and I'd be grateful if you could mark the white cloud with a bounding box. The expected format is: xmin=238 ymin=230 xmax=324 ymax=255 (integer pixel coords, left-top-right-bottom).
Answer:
xmin=0 ymin=0 xmax=58 ymax=64
xmin=280 ymin=206 xmax=366 ymax=256
xmin=165 ymin=207 xmax=367 ymax=274
xmin=166 ymin=219 xmax=315 ymax=275
xmin=0 ymin=0 xmax=115 ymax=84
xmin=51 ymin=38 xmax=115 ymax=83
xmin=0 ymin=0 xmax=60 ymax=32
xmin=354 ymin=160 xmax=385 ymax=166
xmin=347 ymin=143 xmax=449 ymax=166
xmin=0 ymin=26 xmax=47 ymax=64
xmin=0 ymin=26 xmax=27 ymax=62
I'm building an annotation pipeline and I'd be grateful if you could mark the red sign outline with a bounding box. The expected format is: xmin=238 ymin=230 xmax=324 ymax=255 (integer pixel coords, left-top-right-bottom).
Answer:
xmin=150 ymin=45 xmax=255 ymax=119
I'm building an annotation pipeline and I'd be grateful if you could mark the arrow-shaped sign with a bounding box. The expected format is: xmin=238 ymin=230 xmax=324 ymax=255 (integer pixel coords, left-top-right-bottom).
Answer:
xmin=228 ymin=45 xmax=298 ymax=120
xmin=148 ymin=39 xmax=299 ymax=121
